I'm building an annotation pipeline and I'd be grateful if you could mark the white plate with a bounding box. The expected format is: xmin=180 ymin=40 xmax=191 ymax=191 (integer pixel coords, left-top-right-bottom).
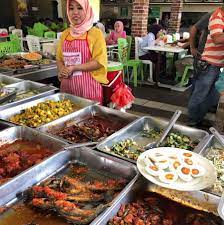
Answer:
xmin=137 ymin=147 xmax=217 ymax=191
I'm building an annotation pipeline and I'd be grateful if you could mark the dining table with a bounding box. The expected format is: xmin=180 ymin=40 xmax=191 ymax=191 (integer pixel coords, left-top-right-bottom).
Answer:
xmin=142 ymin=45 xmax=186 ymax=89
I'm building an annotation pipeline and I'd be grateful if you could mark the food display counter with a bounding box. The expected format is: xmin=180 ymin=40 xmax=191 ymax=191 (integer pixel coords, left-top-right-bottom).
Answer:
xmin=0 ymin=72 xmax=222 ymax=224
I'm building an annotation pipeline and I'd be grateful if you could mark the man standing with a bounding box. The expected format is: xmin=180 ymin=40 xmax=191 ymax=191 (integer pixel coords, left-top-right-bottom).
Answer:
xmin=188 ymin=6 xmax=224 ymax=127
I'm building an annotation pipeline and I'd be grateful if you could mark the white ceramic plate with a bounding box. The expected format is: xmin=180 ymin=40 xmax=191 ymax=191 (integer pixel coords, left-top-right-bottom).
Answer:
xmin=137 ymin=147 xmax=217 ymax=191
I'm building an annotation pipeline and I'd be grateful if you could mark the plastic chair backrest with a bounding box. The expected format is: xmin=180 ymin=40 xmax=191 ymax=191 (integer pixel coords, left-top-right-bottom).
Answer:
xmin=26 ymin=35 xmax=40 ymax=52
xmin=12 ymin=29 xmax=23 ymax=38
xmin=126 ymin=35 xmax=132 ymax=60
xmin=134 ymin=37 xmax=143 ymax=60
xmin=117 ymin=38 xmax=128 ymax=64
xmin=8 ymin=26 xmax=15 ymax=33
xmin=44 ymin=31 xmax=56 ymax=39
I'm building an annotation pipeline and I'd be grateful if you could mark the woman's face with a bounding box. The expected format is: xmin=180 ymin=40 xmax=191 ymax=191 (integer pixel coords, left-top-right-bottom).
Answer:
xmin=114 ymin=23 xmax=122 ymax=33
xmin=68 ymin=1 xmax=85 ymax=25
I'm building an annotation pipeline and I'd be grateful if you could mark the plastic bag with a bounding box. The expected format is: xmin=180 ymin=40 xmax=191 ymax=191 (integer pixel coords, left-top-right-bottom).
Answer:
xmin=110 ymin=83 xmax=135 ymax=110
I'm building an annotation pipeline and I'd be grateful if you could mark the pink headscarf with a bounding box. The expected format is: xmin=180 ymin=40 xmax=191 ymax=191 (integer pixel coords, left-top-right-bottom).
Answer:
xmin=114 ymin=21 xmax=124 ymax=34
xmin=67 ymin=0 xmax=94 ymax=37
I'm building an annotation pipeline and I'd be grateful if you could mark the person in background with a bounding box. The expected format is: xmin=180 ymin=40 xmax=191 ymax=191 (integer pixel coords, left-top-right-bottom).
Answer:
xmin=188 ymin=6 xmax=224 ymax=127
xmin=56 ymin=0 xmax=108 ymax=104
xmin=57 ymin=18 xmax=68 ymax=32
xmin=190 ymin=12 xmax=212 ymax=78
xmin=106 ymin=21 xmax=126 ymax=45
xmin=95 ymin=22 xmax=106 ymax=37
xmin=149 ymin=18 xmax=163 ymax=39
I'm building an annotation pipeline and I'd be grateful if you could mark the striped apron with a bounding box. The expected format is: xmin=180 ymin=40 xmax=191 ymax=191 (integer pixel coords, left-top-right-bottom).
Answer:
xmin=60 ymin=32 xmax=103 ymax=104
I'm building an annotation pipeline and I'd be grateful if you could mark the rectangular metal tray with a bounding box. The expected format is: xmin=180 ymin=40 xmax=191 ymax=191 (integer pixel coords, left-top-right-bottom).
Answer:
xmin=0 ymin=147 xmax=139 ymax=225
xmin=0 ymin=120 xmax=14 ymax=131
xmin=197 ymin=135 xmax=224 ymax=155
xmin=0 ymin=74 xmax=22 ymax=87
xmin=0 ymin=67 xmax=15 ymax=76
xmin=39 ymin=60 xmax=56 ymax=69
xmin=0 ymin=93 xmax=97 ymax=127
xmin=0 ymin=126 xmax=68 ymax=205
xmin=15 ymin=65 xmax=39 ymax=74
xmin=95 ymin=177 xmax=221 ymax=225
xmin=97 ymin=116 xmax=209 ymax=163
xmin=38 ymin=105 xmax=138 ymax=145
xmin=0 ymin=81 xmax=58 ymax=110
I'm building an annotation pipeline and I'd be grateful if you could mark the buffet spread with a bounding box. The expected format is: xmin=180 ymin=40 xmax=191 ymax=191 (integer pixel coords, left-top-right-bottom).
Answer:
xmin=0 ymin=73 xmax=223 ymax=225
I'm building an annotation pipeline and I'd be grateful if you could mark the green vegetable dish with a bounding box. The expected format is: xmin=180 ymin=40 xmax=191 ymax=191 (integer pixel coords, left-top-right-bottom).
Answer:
xmin=163 ymin=132 xmax=199 ymax=150
xmin=104 ymin=139 xmax=145 ymax=161
xmin=141 ymin=128 xmax=163 ymax=140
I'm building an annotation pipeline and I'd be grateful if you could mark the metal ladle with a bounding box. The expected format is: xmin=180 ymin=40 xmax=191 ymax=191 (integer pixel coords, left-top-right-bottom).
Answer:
xmin=156 ymin=110 xmax=182 ymax=147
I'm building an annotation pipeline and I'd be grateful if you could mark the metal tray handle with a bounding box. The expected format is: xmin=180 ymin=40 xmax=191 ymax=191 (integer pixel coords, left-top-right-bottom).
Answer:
xmin=209 ymin=127 xmax=224 ymax=146
xmin=65 ymin=142 xmax=98 ymax=149
xmin=156 ymin=110 xmax=182 ymax=147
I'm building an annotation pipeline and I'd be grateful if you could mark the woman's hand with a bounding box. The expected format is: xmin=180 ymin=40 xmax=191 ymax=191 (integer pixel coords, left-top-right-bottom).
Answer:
xmin=60 ymin=66 xmax=75 ymax=79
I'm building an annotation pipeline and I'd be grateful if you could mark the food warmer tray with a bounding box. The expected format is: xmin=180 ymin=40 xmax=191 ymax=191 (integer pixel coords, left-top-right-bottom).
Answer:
xmin=0 ymin=126 xmax=68 ymax=205
xmin=0 ymin=147 xmax=139 ymax=225
xmin=0 ymin=93 xmax=98 ymax=127
xmin=95 ymin=177 xmax=222 ymax=225
xmin=96 ymin=116 xmax=208 ymax=163
xmin=15 ymin=65 xmax=39 ymax=74
xmin=38 ymin=105 xmax=138 ymax=145
xmin=196 ymin=134 xmax=224 ymax=154
xmin=39 ymin=60 xmax=57 ymax=69
xmin=0 ymin=80 xmax=58 ymax=110
xmin=0 ymin=67 xmax=15 ymax=76
xmin=0 ymin=119 xmax=14 ymax=131
xmin=0 ymin=74 xmax=22 ymax=87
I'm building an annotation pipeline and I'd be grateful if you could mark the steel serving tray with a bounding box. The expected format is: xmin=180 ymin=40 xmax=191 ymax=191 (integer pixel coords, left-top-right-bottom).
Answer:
xmin=0 ymin=93 xmax=97 ymax=127
xmin=197 ymin=135 xmax=224 ymax=155
xmin=0 ymin=120 xmax=14 ymax=131
xmin=0 ymin=147 xmax=139 ymax=225
xmin=94 ymin=177 xmax=222 ymax=225
xmin=97 ymin=116 xmax=209 ymax=163
xmin=0 ymin=67 xmax=15 ymax=76
xmin=39 ymin=60 xmax=56 ymax=69
xmin=0 ymin=81 xmax=58 ymax=110
xmin=15 ymin=65 xmax=39 ymax=74
xmin=0 ymin=74 xmax=22 ymax=87
xmin=0 ymin=126 xmax=68 ymax=205
xmin=96 ymin=116 xmax=172 ymax=163
xmin=38 ymin=105 xmax=138 ymax=145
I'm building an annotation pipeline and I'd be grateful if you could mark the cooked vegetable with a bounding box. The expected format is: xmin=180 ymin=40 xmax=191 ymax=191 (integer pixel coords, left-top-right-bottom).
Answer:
xmin=163 ymin=132 xmax=199 ymax=150
xmin=206 ymin=147 xmax=224 ymax=195
xmin=141 ymin=128 xmax=163 ymax=140
xmin=105 ymin=139 xmax=145 ymax=161
xmin=9 ymin=99 xmax=80 ymax=127
xmin=15 ymin=90 xmax=39 ymax=101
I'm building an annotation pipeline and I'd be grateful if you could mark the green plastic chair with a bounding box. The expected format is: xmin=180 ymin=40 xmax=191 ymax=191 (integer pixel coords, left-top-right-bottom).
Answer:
xmin=118 ymin=38 xmax=143 ymax=87
xmin=27 ymin=27 xmax=34 ymax=35
xmin=126 ymin=35 xmax=132 ymax=60
xmin=175 ymin=64 xmax=193 ymax=87
xmin=44 ymin=31 xmax=56 ymax=39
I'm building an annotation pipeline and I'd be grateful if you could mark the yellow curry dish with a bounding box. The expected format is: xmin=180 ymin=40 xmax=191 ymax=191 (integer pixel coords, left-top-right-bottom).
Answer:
xmin=9 ymin=99 xmax=81 ymax=127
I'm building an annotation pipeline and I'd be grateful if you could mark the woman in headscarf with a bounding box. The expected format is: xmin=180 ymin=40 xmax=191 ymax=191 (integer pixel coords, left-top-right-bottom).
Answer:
xmin=106 ymin=21 xmax=126 ymax=45
xmin=56 ymin=0 xmax=108 ymax=104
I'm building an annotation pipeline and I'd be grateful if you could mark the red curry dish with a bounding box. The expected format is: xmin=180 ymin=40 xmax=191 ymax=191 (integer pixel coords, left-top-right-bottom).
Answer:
xmin=0 ymin=140 xmax=52 ymax=184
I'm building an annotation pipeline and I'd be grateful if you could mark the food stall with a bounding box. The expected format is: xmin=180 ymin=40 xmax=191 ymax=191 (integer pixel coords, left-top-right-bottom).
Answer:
xmin=0 ymin=72 xmax=222 ymax=225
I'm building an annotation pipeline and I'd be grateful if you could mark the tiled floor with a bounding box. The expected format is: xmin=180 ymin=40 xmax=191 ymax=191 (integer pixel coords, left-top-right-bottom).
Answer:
xmin=128 ymin=83 xmax=216 ymax=128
